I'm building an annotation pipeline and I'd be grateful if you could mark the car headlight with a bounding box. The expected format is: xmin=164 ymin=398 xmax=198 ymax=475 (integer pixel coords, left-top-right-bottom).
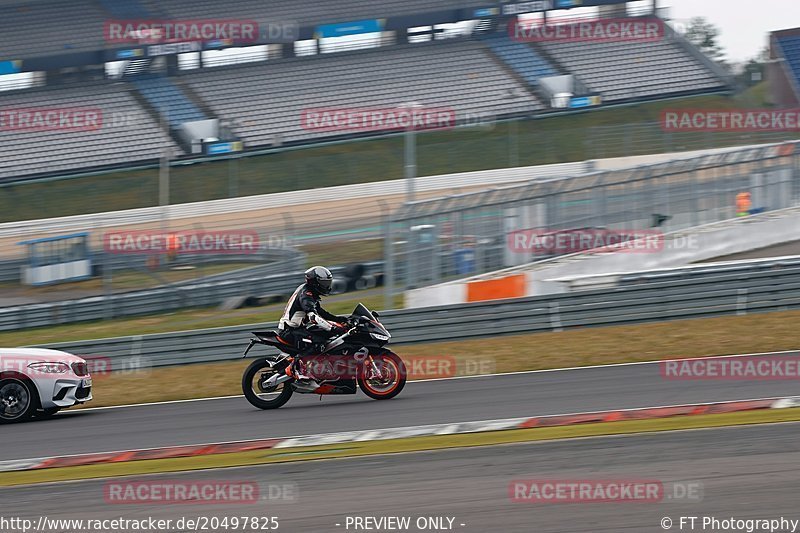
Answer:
xmin=370 ymin=333 xmax=390 ymax=341
xmin=28 ymin=362 xmax=70 ymax=374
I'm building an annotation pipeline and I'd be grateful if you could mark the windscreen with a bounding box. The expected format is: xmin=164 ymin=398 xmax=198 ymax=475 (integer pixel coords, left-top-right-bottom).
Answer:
xmin=352 ymin=303 xmax=377 ymax=321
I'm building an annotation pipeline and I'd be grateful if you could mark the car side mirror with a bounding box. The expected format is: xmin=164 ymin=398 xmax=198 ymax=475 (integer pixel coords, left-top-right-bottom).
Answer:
xmin=373 ymin=311 xmax=380 ymax=318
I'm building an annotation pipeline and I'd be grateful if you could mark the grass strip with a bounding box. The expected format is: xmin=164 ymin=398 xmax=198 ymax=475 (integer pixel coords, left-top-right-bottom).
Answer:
xmin=82 ymin=309 xmax=800 ymax=407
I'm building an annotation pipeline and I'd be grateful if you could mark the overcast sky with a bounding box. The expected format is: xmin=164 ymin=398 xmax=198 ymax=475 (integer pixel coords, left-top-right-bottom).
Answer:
xmin=660 ymin=0 xmax=799 ymax=62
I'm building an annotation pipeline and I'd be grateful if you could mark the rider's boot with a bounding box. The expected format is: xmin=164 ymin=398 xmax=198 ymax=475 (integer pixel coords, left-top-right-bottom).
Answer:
xmin=287 ymin=356 xmax=312 ymax=381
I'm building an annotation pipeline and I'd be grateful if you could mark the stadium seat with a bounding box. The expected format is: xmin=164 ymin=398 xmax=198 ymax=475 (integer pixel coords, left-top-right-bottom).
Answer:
xmin=183 ymin=39 xmax=543 ymax=147
xmin=132 ymin=77 xmax=208 ymax=128
xmin=539 ymin=27 xmax=727 ymax=102
xmin=0 ymin=84 xmax=180 ymax=181
xmin=480 ymin=33 xmax=558 ymax=86
xmin=0 ymin=0 xmax=107 ymax=58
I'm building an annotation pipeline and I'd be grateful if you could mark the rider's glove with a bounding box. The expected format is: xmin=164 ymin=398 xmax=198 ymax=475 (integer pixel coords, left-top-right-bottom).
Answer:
xmin=308 ymin=312 xmax=333 ymax=331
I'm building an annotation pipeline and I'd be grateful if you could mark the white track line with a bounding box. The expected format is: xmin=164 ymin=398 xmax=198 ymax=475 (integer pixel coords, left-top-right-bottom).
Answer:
xmin=8 ymin=395 xmax=786 ymax=465
xmin=73 ymin=349 xmax=800 ymax=413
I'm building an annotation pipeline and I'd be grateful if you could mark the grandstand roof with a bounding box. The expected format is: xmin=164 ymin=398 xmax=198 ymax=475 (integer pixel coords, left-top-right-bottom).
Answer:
xmin=772 ymin=27 xmax=800 ymax=104
xmin=0 ymin=0 xmax=492 ymax=60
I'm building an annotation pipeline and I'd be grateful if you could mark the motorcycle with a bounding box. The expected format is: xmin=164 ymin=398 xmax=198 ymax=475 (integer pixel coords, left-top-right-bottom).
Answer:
xmin=241 ymin=303 xmax=406 ymax=409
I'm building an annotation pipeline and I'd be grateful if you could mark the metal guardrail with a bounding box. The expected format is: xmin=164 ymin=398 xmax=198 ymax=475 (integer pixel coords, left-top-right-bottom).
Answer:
xmin=167 ymin=253 xmax=307 ymax=286
xmin=552 ymin=255 xmax=800 ymax=291
xmin=0 ymin=259 xmax=382 ymax=331
xmin=619 ymin=256 xmax=800 ymax=284
xmin=0 ymin=248 xmax=303 ymax=283
xmin=37 ymin=266 xmax=800 ymax=371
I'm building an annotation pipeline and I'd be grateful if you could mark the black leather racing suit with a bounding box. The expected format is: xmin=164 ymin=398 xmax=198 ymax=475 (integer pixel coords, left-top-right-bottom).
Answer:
xmin=278 ymin=283 xmax=346 ymax=354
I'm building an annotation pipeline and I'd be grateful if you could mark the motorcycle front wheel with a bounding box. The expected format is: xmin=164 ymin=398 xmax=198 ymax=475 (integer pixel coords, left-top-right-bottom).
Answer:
xmin=358 ymin=351 xmax=407 ymax=400
xmin=242 ymin=358 xmax=293 ymax=410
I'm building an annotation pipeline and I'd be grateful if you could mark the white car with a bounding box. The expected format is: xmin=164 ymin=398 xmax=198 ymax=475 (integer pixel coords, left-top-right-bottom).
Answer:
xmin=0 ymin=348 xmax=92 ymax=423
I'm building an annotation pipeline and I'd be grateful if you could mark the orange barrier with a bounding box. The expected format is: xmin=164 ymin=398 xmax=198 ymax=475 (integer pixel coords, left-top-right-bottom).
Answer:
xmin=736 ymin=192 xmax=752 ymax=214
xmin=466 ymin=273 xmax=526 ymax=302
xmin=777 ymin=143 xmax=796 ymax=157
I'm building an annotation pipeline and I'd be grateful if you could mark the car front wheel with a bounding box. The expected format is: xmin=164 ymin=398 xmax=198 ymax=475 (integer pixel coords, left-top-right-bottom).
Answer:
xmin=0 ymin=378 xmax=37 ymax=424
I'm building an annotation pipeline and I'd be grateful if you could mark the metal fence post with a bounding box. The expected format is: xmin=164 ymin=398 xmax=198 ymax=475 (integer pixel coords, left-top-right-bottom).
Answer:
xmin=549 ymin=301 xmax=563 ymax=332
xmin=228 ymin=156 xmax=239 ymax=198
xmin=384 ymin=215 xmax=395 ymax=311
xmin=736 ymin=288 xmax=748 ymax=316
xmin=282 ymin=213 xmax=294 ymax=252
xmin=690 ymin=169 xmax=700 ymax=227
xmin=103 ymin=251 xmax=113 ymax=320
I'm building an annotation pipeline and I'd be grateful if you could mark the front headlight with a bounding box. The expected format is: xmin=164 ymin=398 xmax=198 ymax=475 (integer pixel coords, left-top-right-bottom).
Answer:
xmin=370 ymin=333 xmax=390 ymax=341
xmin=28 ymin=362 xmax=70 ymax=374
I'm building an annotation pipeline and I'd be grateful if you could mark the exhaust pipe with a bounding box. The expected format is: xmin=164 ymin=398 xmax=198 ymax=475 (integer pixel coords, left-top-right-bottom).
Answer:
xmin=262 ymin=373 xmax=292 ymax=388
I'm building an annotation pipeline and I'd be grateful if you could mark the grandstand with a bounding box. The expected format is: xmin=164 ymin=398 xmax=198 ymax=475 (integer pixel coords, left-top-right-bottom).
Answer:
xmin=0 ymin=0 xmax=489 ymax=59
xmin=0 ymin=0 xmax=107 ymax=58
xmin=0 ymin=0 xmax=733 ymax=182
xmin=185 ymin=39 xmax=543 ymax=146
xmin=539 ymin=23 xmax=727 ymax=102
xmin=0 ymin=83 xmax=180 ymax=180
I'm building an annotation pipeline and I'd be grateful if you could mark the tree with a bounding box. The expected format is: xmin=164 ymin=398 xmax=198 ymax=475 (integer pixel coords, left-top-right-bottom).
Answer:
xmin=738 ymin=46 xmax=769 ymax=87
xmin=684 ymin=17 xmax=725 ymax=65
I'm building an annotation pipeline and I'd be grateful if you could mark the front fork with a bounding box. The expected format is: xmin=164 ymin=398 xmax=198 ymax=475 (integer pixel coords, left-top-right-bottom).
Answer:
xmin=365 ymin=355 xmax=385 ymax=380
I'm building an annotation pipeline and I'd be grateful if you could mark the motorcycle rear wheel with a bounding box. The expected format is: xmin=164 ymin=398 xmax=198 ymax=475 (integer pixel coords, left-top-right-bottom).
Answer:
xmin=242 ymin=358 xmax=293 ymax=410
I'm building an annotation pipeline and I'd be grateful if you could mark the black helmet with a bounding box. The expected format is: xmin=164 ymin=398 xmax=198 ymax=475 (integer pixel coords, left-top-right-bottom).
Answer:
xmin=305 ymin=265 xmax=333 ymax=295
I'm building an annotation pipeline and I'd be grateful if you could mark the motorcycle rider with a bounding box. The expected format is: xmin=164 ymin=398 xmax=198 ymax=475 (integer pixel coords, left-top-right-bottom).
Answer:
xmin=278 ymin=266 xmax=350 ymax=379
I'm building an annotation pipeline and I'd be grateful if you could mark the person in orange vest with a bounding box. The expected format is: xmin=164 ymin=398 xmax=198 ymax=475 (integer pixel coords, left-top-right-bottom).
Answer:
xmin=736 ymin=191 xmax=752 ymax=217
xmin=167 ymin=233 xmax=179 ymax=262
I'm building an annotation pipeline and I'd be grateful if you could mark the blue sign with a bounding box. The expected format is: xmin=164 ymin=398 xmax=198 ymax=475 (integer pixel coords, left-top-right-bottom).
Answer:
xmin=206 ymin=39 xmax=234 ymax=49
xmin=570 ymin=95 xmax=602 ymax=108
xmin=116 ymin=48 xmax=144 ymax=59
xmin=0 ymin=60 xmax=22 ymax=75
xmin=207 ymin=141 xmax=244 ymax=155
xmin=315 ymin=19 xmax=384 ymax=38
xmin=474 ymin=7 xmax=500 ymax=17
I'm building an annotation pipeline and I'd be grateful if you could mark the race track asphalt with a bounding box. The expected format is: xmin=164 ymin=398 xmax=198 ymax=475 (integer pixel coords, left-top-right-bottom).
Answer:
xmin=3 ymin=351 xmax=799 ymax=461
xmin=3 ymin=422 xmax=799 ymax=532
